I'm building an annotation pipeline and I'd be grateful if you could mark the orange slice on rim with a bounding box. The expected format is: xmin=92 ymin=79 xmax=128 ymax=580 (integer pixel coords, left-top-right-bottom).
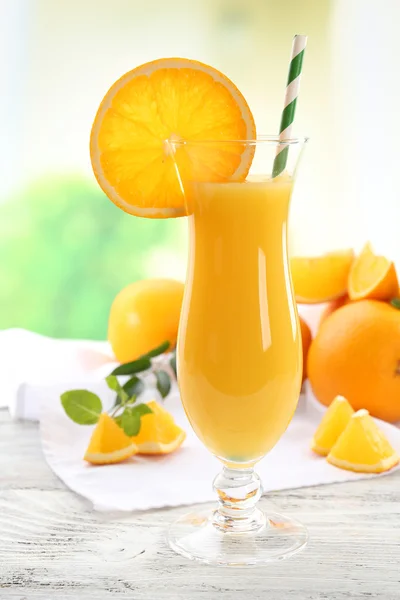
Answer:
xmin=90 ymin=58 xmax=256 ymax=218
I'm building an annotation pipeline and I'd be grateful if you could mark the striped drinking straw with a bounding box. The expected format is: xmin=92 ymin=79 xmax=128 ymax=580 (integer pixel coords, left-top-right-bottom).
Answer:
xmin=272 ymin=34 xmax=307 ymax=178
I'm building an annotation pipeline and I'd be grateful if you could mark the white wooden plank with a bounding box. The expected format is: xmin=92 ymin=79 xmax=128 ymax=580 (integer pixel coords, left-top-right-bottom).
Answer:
xmin=1 ymin=409 xmax=400 ymax=598
xmin=0 ymin=413 xmax=63 ymax=490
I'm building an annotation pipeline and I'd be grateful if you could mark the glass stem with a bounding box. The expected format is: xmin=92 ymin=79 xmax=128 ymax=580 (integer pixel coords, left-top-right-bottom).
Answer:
xmin=212 ymin=466 xmax=266 ymax=533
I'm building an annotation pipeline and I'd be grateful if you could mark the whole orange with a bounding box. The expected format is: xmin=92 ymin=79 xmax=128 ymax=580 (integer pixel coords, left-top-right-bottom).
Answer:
xmin=108 ymin=279 xmax=184 ymax=363
xmin=308 ymin=300 xmax=400 ymax=422
xmin=299 ymin=316 xmax=312 ymax=382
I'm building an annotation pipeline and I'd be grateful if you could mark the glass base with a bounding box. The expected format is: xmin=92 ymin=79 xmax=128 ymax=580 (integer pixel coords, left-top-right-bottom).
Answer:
xmin=168 ymin=508 xmax=308 ymax=566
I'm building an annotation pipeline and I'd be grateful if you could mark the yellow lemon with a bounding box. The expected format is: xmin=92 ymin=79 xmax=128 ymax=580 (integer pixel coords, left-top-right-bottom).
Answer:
xmin=108 ymin=279 xmax=184 ymax=363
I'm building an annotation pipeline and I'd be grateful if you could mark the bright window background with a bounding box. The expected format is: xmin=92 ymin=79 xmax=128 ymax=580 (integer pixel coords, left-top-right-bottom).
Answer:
xmin=1 ymin=0 xmax=399 ymax=339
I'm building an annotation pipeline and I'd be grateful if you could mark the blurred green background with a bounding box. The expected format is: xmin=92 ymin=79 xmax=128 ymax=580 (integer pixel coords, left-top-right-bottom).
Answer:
xmin=2 ymin=0 xmax=399 ymax=339
xmin=0 ymin=175 xmax=184 ymax=338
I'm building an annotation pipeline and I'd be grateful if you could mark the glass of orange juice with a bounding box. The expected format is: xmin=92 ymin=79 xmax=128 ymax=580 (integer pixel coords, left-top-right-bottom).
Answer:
xmin=168 ymin=136 xmax=308 ymax=566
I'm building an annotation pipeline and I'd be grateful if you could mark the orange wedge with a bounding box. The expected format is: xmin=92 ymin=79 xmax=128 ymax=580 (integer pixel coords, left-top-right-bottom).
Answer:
xmin=131 ymin=400 xmax=186 ymax=454
xmin=84 ymin=413 xmax=138 ymax=465
xmin=311 ymin=395 xmax=354 ymax=456
xmin=90 ymin=58 xmax=256 ymax=218
xmin=348 ymin=242 xmax=399 ymax=301
xmin=291 ymin=250 xmax=354 ymax=304
xmin=327 ymin=409 xmax=399 ymax=473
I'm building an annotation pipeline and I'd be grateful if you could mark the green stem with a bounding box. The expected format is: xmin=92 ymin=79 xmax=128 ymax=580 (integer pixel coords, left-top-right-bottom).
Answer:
xmin=110 ymin=405 xmax=121 ymax=418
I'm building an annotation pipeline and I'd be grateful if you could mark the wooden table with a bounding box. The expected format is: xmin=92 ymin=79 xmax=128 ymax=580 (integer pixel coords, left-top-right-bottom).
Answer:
xmin=1 ymin=408 xmax=400 ymax=599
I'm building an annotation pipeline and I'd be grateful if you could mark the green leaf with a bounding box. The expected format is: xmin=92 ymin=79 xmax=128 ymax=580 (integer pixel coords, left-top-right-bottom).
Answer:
xmin=123 ymin=376 xmax=145 ymax=398
xmin=114 ymin=414 xmax=123 ymax=428
xmin=118 ymin=404 xmax=153 ymax=436
xmin=391 ymin=297 xmax=400 ymax=310
xmin=105 ymin=375 xmax=121 ymax=392
xmin=113 ymin=395 xmax=122 ymax=408
xmin=125 ymin=395 xmax=138 ymax=407
xmin=61 ymin=390 xmax=102 ymax=425
xmin=120 ymin=408 xmax=141 ymax=436
xmin=169 ymin=351 xmax=177 ymax=378
xmin=142 ymin=340 xmax=170 ymax=360
xmin=155 ymin=370 xmax=171 ymax=398
xmin=106 ymin=374 xmax=129 ymax=407
xmin=111 ymin=341 xmax=170 ymax=376
xmin=111 ymin=357 xmax=152 ymax=376
xmin=133 ymin=403 xmax=153 ymax=417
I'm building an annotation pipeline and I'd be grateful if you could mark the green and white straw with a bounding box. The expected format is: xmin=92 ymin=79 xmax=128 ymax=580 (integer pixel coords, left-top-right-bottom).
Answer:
xmin=272 ymin=34 xmax=307 ymax=177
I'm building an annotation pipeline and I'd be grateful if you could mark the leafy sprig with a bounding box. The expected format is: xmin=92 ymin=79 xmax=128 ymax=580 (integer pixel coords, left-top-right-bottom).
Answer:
xmin=60 ymin=341 xmax=176 ymax=436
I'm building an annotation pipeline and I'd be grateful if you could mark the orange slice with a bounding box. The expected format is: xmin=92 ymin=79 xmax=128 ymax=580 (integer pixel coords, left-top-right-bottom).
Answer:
xmin=131 ymin=400 xmax=186 ymax=454
xmin=84 ymin=413 xmax=138 ymax=465
xmin=327 ymin=409 xmax=399 ymax=473
xmin=311 ymin=395 xmax=354 ymax=456
xmin=348 ymin=242 xmax=399 ymax=301
xmin=90 ymin=58 xmax=256 ymax=218
xmin=291 ymin=250 xmax=354 ymax=304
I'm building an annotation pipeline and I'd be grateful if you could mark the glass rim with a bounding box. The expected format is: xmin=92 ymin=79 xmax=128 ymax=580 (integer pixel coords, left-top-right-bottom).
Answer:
xmin=168 ymin=134 xmax=309 ymax=147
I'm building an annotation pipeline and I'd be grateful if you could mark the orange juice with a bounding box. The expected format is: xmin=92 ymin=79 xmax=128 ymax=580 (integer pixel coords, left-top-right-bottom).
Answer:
xmin=178 ymin=177 xmax=302 ymax=463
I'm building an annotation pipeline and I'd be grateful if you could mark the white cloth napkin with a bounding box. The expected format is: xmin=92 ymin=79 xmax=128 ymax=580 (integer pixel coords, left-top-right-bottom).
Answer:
xmin=38 ymin=381 xmax=400 ymax=512
xmin=3 ymin=327 xmax=400 ymax=512
xmin=0 ymin=328 xmax=117 ymax=418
